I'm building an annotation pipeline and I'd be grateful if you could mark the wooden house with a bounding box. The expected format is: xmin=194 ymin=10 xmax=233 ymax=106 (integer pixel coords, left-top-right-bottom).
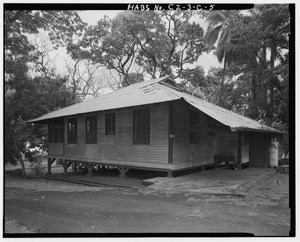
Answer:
xmin=27 ymin=76 xmax=283 ymax=177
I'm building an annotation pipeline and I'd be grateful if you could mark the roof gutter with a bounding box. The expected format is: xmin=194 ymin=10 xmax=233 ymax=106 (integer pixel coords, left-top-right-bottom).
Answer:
xmin=230 ymin=126 xmax=284 ymax=134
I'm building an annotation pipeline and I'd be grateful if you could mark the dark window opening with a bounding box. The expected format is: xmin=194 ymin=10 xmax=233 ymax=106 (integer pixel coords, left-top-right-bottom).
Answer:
xmin=207 ymin=131 xmax=216 ymax=137
xmin=207 ymin=116 xmax=216 ymax=137
xmin=133 ymin=109 xmax=150 ymax=144
xmin=59 ymin=118 xmax=64 ymax=143
xmin=48 ymin=120 xmax=53 ymax=143
xmin=68 ymin=118 xmax=77 ymax=144
xmin=53 ymin=119 xmax=59 ymax=143
xmin=207 ymin=116 xmax=216 ymax=129
xmin=86 ymin=116 xmax=97 ymax=144
xmin=189 ymin=110 xmax=199 ymax=127
xmin=48 ymin=118 xmax=64 ymax=143
xmin=105 ymin=113 xmax=115 ymax=135
xmin=189 ymin=132 xmax=199 ymax=144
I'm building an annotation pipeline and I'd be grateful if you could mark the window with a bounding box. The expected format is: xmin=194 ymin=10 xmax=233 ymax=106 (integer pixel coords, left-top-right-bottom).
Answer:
xmin=48 ymin=118 xmax=64 ymax=143
xmin=86 ymin=116 xmax=97 ymax=144
xmin=105 ymin=113 xmax=115 ymax=135
xmin=133 ymin=109 xmax=150 ymax=144
xmin=189 ymin=110 xmax=199 ymax=127
xmin=58 ymin=119 xmax=64 ymax=143
xmin=207 ymin=116 xmax=216 ymax=137
xmin=53 ymin=119 xmax=59 ymax=143
xmin=189 ymin=132 xmax=199 ymax=144
xmin=68 ymin=118 xmax=77 ymax=144
xmin=48 ymin=120 xmax=53 ymax=143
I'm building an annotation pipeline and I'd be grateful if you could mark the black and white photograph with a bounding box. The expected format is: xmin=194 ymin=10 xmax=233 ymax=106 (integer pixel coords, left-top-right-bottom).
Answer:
xmin=3 ymin=1 xmax=294 ymax=237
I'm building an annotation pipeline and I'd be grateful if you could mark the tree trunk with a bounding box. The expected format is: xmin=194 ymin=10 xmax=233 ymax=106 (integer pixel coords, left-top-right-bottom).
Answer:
xmin=218 ymin=67 xmax=226 ymax=106
xmin=11 ymin=128 xmax=27 ymax=178
xmin=250 ymin=72 xmax=259 ymax=119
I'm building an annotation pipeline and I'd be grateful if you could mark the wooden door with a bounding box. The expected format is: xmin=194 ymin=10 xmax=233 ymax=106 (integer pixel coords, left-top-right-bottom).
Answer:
xmin=249 ymin=133 xmax=268 ymax=167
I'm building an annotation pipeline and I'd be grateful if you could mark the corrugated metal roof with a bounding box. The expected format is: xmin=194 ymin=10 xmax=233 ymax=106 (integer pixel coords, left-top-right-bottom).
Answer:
xmin=27 ymin=76 xmax=176 ymax=123
xmin=27 ymin=76 xmax=281 ymax=134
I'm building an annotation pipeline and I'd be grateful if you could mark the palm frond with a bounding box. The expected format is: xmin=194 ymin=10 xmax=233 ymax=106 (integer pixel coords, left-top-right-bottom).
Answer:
xmin=205 ymin=25 xmax=222 ymax=46
xmin=217 ymin=26 xmax=231 ymax=46
xmin=216 ymin=47 xmax=225 ymax=63
xmin=205 ymin=11 xmax=228 ymax=26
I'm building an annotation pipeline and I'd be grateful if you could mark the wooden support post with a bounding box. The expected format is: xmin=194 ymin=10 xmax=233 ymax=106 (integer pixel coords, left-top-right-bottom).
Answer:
xmin=73 ymin=162 xmax=77 ymax=172
xmin=167 ymin=170 xmax=173 ymax=178
xmin=118 ymin=167 xmax=129 ymax=178
xmin=62 ymin=160 xmax=72 ymax=174
xmin=214 ymin=156 xmax=218 ymax=169
xmin=85 ymin=163 xmax=95 ymax=177
xmin=201 ymin=165 xmax=205 ymax=172
xmin=47 ymin=158 xmax=55 ymax=175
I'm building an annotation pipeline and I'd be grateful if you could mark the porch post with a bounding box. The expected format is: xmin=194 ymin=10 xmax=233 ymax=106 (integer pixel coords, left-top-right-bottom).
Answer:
xmin=73 ymin=162 xmax=77 ymax=172
xmin=118 ymin=166 xmax=130 ymax=178
xmin=47 ymin=158 xmax=55 ymax=175
xmin=62 ymin=160 xmax=73 ymax=174
xmin=85 ymin=163 xmax=95 ymax=177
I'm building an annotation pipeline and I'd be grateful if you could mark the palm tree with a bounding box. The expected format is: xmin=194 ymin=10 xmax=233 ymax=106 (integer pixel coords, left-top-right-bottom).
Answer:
xmin=205 ymin=10 xmax=238 ymax=105
xmin=205 ymin=10 xmax=238 ymax=68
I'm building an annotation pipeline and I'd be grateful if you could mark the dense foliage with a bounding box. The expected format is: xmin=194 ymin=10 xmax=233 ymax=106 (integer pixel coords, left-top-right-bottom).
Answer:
xmin=204 ymin=5 xmax=290 ymax=130
xmin=4 ymin=10 xmax=82 ymax=176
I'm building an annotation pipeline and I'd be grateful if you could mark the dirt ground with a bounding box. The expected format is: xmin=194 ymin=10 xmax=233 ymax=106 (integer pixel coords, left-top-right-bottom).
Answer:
xmin=4 ymin=169 xmax=291 ymax=236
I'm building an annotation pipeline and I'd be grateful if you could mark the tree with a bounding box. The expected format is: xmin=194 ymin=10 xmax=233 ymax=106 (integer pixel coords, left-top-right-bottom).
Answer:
xmin=205 ymin=5 xmax=290 ymax=130
xmin=205 ymin=10 xmax=239 ymax=68
xmin=5 ymin=74 xmax=76 ymax=177
xmin=67 ymin=15 xmax=138 ymax=86
xmin=229 ymin=4 xmax=289 ymax=128
xmin=64 ymin=58 xmax=105 ymax=100
xmin=68 ymin=10 xmax=208 ymax=84
xmin=127 ymin=10 xmax=208 ymax=80
xmin=4 ymin=10 xmax=84 ymax=176
xmin=205 ymin=10 xmax=242 ymax=105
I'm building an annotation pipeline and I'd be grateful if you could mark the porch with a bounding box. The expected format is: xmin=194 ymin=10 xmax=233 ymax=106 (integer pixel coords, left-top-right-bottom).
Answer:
xmin=46 ymin=155 xmax=210 ymax=179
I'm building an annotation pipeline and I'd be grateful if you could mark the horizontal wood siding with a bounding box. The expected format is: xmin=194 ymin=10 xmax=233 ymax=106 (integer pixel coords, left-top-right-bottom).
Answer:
xmin=48 ymin=143 xmax=64 ymax=156
xmin=64 ymin=102 xmax=169 ymax=165
xmin=172 ymin=100 xmax=238 ymax=166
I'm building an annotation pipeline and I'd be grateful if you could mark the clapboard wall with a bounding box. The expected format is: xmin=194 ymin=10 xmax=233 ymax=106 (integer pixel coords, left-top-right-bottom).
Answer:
xmin=171 ymin=100 xmax=239 ymax=166
xmin=60 ymin=102 xmax=169 ymax=165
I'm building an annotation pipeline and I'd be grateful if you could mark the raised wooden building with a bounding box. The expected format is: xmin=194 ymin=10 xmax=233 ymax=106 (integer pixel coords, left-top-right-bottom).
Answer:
xmin=27 ymin=76 xmax=282 ymax=177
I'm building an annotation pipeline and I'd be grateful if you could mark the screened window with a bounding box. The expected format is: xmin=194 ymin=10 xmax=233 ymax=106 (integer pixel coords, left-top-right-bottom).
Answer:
xmin=48 ymin=121 xmax=53 ymax=143
xmin=68 ymin=118 xmax=77 ymax=144
xmin=48 ymin=118 xmax=64 ymax=143
xmin=133 ymin=109 xmax=150 ymax=144
xmin=58 ymin=118 xmax=64 ymax=143
xmin=53 ymin=119 xmax=59 ymax=143
xmin=86 ymin=116 xmax=97 ymax=144
xmin=105 ymin=113 xmax=115 ymax=135
xmin=189 ymin=110 xmax=199 ymax=127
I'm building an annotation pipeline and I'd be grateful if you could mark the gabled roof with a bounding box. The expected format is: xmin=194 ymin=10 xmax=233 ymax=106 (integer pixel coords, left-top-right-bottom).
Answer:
xmin=27 ymin=76 xmax=282 ymax=134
